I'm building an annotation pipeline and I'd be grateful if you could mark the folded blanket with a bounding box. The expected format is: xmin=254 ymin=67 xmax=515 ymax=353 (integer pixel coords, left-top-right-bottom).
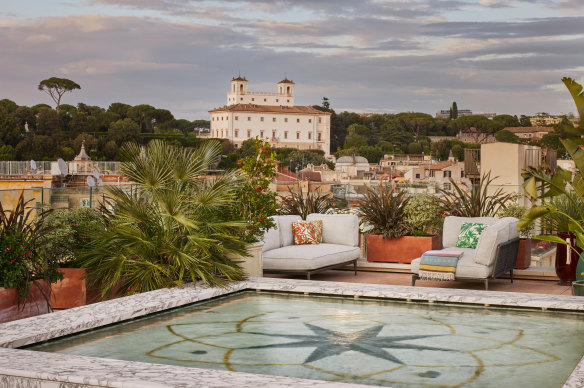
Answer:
xmin=418 ymin=250 xmax=463 ymax=281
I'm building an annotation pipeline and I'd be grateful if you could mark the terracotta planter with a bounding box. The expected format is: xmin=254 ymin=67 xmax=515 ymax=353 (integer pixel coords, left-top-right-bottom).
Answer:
xmin=229 ymin=242 xmax=264 ymax=277
xmin=515 ymin=238 xmax=532 ymax=270
xmin=50 ymin=268 xmax=87 ymax=309
xmin=0 ymin=280 xmax=50 ymax=324
xmin=366 ymin=234 xmax=441 ymax=263
xmin=555 ymin=232 xmax=581 ymax=286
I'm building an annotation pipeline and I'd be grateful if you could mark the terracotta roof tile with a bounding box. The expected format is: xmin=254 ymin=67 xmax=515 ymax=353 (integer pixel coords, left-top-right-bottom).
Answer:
xmin=429 ymin=161 xmax=454 ymax=170
xmin=209 ymin=104 xmax=329 ymax=115
xmin=232 ymin=76 xmax=247 ymax=81
xmin=504 ymin=126 xmax=554 ymax=133
xmin=278 ymin=77 xmax=295 ymax=84
xmin=298 ymin=171 xmax=321 ymax=181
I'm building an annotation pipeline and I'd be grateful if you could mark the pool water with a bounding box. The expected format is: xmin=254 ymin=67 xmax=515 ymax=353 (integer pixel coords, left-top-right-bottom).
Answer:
xmin=29 ymin=291 xmax=584 ymax=387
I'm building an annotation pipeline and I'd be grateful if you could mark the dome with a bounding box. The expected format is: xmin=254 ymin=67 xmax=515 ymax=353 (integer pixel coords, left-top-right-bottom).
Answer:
xmin=74 ymin=143 xmax=91 ymax=161
xmin=336 ymin=155 xmax=368 ymax=164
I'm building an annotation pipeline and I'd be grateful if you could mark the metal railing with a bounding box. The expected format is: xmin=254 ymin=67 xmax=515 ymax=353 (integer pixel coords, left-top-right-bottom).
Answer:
xmin=0 ymin=185 xmax=138 ymax=219
xmin=0 ymin=161 xmax=122 ymax=175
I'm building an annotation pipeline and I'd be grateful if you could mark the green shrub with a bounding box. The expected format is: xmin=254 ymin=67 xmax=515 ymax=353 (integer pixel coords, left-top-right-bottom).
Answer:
xmin=404 ymin=194 xmax=443 ymax=236
xmin=39 ymin=208 xmax=105 ymax=267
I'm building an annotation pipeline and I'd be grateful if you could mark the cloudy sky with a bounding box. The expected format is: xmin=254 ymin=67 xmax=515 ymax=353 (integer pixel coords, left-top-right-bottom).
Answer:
xmin=1 ymin=0 xmax=583 ymax=120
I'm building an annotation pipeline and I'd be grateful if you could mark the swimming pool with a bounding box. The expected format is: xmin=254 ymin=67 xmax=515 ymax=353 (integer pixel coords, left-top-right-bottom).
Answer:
xmin=27 ymin=291 xmax=584 ymax=387
xmin=1 ymin=278 xmax=584 ymax=387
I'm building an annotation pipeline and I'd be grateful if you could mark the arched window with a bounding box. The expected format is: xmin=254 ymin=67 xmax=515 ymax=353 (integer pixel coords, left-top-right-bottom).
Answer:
xmin=240 ymin=84 xmax=243 ymax=93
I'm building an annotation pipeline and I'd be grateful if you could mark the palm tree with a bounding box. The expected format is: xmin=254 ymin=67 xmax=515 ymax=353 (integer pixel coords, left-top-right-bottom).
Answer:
xmin=81 ymin=140 xmax=247 ymax=299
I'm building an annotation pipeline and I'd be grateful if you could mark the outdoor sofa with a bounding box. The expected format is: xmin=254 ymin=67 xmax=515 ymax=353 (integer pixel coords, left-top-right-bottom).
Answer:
xmin=262 ymin=213 xmax=360 ymax=279
xmin=410 ymin=216 xmax=520 ymax=290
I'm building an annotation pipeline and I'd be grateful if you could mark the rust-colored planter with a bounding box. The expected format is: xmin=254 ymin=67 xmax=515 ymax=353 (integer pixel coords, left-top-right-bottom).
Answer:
xmin=0 ymin=280 xmax=50 ymax=324
xmin=366 ymin=234 xmax=441 ymax=263
xmin=515 ymin=238 xmax=532 ymax=270
xmin=50 ymin=268 xmax=86 ymax=309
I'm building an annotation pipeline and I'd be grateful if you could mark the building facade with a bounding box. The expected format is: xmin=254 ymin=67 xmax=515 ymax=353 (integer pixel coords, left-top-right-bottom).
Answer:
xmin=334 ymin=155 xmax=370 ymax=179
xmin=404 ymin=153 xmax=469 ymax=190
xmin=209 ymin=76 xmax=331 ymax=155
xmin=529 ymin=112 xmax=562 ymax=127
xmin=503 ymin=126 xmax=554 ymax=140
xmin=435 ymin=109 xmax=495 ymax=119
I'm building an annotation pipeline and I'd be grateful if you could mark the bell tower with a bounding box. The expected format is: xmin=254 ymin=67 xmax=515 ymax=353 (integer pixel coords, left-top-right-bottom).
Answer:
xmin=277 ymin=77 xmax=295 ymax=97
xmin=227 ymin=75 xmax=248 ymax=105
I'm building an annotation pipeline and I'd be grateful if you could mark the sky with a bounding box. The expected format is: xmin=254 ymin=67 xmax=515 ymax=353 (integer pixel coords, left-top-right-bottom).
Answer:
xmin=1 ymin=0 xmax=583 ymax=120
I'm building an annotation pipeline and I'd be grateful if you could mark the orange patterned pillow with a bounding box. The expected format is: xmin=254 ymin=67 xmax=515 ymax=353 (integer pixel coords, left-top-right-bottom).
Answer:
xmin=297 ymin=220 xmax=322 ymax=243
xmin=292 ymin=221 xmax=319 ymax=245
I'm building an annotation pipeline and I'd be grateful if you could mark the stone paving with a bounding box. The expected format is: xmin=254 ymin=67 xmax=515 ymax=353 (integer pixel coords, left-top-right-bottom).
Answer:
xmin=267 ymin=269 xmax=573 ymax=295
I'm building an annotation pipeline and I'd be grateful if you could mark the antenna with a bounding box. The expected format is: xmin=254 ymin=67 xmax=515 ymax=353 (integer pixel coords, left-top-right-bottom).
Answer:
xmin=87 ymin=176 xmax=95 ymax=187
xmin=30 ymin=160 xmax=37 ymax=171
xmin=57 ymin=158 xmax=69 ymax=175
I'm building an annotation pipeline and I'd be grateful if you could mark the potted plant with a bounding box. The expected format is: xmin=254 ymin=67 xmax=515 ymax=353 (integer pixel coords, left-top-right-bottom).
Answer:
xmin=519 ymin=77 xmax=584 ymax=294
xmin=278 ymin=182 xmax=334 ymax=220
xmin=40 ymin=208 xmax=105 ymax=308
xmin=403 ymin=193 xmax=443 ymax=251
xmin=77 ymin=140 xmax=247 ymax=300
xmin=230 ymin=140 xmax=279 ymax=277
xmin=0 ymin=192 xmax=62 ymax=323
xmin=359 ymin=185 xmax=439 ymax=263
xmin=498 ymin=203 xmax=534 ymax=270
xmin=542 ymin=193 xmax=584 ymax=284
xmin=438 ymin=172 xmax=514 ymax=218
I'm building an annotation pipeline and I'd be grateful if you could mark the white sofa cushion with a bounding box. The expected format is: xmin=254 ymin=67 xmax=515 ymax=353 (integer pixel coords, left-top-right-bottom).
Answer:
xmin=306 ymin=213 xmax=359 ymax=247
xmin=411 ymin=247 xmax=492 ymax=279
xmin=276 ymin=215 xmax=302 ymax=247
xmin=474 ymin=219 xmax=511 ymax=266
xmin=263 ymin=243 xmax=360 ymax=271
xmin=442 ymin=216 xmax=499 ymax=248
xmin=262 ymin=217 xmax=280 ymax=252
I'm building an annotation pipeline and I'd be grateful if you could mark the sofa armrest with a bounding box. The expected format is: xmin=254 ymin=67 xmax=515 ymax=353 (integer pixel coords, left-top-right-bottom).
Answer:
xmin=474 ymin=220 xmax=510 ymax=266
xmin=262 ymin=216 xmax=280 ymax=252
xmin=492 ymin=237 xmax=520 ymax=278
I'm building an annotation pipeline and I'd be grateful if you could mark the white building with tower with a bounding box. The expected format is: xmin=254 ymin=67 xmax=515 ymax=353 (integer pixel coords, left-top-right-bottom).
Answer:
xmin=209 ymin=76 xmax=331 ymax=155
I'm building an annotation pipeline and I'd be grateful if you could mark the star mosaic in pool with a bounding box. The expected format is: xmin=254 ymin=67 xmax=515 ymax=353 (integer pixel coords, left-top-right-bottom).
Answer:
xmin=240 ymin=323 xmax=454 ymax=364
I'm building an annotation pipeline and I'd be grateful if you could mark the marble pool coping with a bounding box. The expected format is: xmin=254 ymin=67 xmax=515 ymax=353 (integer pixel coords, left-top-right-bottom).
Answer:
xmin=1 ymin=277 xmax=583 ymax=387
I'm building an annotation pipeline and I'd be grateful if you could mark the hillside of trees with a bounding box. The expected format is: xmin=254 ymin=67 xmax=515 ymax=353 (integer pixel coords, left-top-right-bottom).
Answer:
xmin=311 ymin=99 xmax=546 ymax=164
xmin=0 ymin=90 xmax=569 ymax=165
xmin=0 ymin=98 xmax=210 ymax=161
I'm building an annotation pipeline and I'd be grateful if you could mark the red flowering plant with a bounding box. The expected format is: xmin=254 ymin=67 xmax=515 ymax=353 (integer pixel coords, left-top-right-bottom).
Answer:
xmin=0 ymin=192 xmax=62 ymax=299
xmin=0 ymin=230 xmax=31 ymax=295
xmin=233 ymin=140 xmax=278 ymax=243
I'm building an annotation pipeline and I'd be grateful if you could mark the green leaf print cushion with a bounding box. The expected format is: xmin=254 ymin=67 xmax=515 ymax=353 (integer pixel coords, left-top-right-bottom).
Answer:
xmin=456 ymin=222 xmax=487 ymax=249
